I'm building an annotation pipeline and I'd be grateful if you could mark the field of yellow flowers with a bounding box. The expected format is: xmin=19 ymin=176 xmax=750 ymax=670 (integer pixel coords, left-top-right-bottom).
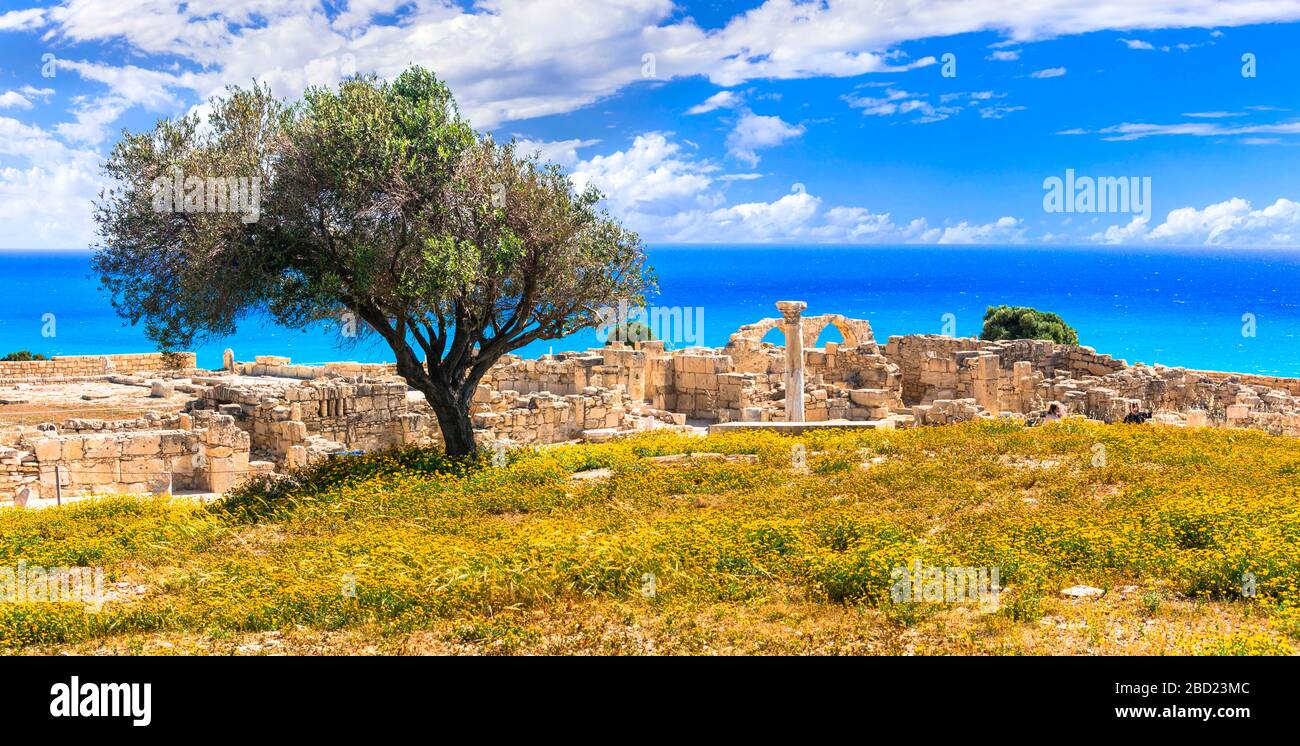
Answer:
xmin=2 ymin=420 xmax=1299 ymax=655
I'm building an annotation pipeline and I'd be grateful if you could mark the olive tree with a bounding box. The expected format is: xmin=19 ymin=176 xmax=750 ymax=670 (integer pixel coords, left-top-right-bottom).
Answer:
xmin=93 ymin=67 xmax=653 ymax=455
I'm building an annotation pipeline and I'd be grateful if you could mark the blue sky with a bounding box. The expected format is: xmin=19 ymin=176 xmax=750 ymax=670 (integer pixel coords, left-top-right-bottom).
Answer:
xmin=1 ymin=0 xmax=1299 ymax=248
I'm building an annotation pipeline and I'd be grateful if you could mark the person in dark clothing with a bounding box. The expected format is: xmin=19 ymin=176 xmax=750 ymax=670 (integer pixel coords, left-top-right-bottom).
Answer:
xmin=1122 ymin=402 xmax=1152 ymax=424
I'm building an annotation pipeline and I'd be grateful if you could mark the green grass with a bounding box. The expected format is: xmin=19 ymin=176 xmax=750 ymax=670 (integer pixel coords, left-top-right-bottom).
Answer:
xmin=2 ymin=422 xmax=1298 ymax=655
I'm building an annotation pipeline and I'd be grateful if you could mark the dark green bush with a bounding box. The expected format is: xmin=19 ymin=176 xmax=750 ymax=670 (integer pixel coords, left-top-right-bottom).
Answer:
xmin=2 ymin=350 xmax=47 ymax=361
xmin=980 ymin=305 xmax=1079 ymax=345
xmin=604 ymin=320 xmax=654 ymax=345
xmin=209 ymin=445 xmax=488 ymax=523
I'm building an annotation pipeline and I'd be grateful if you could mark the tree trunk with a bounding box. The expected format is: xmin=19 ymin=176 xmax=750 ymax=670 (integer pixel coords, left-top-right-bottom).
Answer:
xmin=426 ymin=386 xmax=478 ymax=457
xmin=387 ymin=338 xmax=497 ymax=458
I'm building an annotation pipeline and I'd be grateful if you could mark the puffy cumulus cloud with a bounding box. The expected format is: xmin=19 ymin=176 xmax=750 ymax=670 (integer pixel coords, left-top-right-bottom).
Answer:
xmin=1093 ymin=197 xmax=1300 ymax=246
xmin=698 ymin=190 xmax=822 ymax=241
xmin=1030 ymin=66 xmax=1066 ymax=78
xmin=8 ymin=0 xmax=1300 ymax=248
xmin=570 ymin=132 xmax=719 ymax=217
xmin=0 ymin=7 xmax=45 ymax=31
xmin=664 ymin=0 xmax=1300 ymax=85
xmin=511 ymin=137 xmax=600 ymax=168
xmin=813 ymin=206 xmax=940 ymax=242
xmin=565 ymin=132 xmax=1027 ymax=244
xmin=725 ymin=111 xmax=804 ymax=166
xmin=936 ymin=216 xmax=1027 ymax=244
xmin=0 ymin=92 xmax=35 ymax=110
xmin=32 ymin=0 xmax=1300 ymax=133
xmin=0 ymin=117 xmax=105 ymax=249
xmin=1095 ymin=216 xmax=1151 ymax=244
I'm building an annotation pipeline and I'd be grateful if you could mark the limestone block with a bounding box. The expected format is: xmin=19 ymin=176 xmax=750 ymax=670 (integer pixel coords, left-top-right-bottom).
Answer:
xmin=33 ymin=438 xmax=62 ymax=461
xmin=123 ymin=434 xmax=163 ymax=456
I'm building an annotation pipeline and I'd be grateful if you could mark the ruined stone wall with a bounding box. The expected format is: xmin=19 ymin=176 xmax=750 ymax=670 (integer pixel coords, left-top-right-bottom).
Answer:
xmin=1187 ymin=369 xmax=1300 ymax=397
xmin=197 ymin=378 xmax=412 ymax=465
xmin=470 ymin=387 xmax=631 ymax=444
xmin=0 ymin=352 xmax=197 ymax=382
xmin=0 ymin=412 xmax=264 ymax=501
xmin=232 ymin=356 xmax=396 ymax=380
xmin=883 ymin=335 xmax=1124 ymax=406
xmin=484 ymin=353 xmax=598 ymax=396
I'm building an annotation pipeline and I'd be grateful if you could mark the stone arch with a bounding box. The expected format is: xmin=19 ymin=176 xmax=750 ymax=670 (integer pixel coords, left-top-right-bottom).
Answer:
xmin=725 ymin=317 xmax=787 ymax=374
xmin=726 ymin=317 xmax=785 ymax=349
xmin=800 ymin=314 xmax=873 ymax=349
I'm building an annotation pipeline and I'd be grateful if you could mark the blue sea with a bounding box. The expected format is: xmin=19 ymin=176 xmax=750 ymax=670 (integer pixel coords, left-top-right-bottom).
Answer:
xmin=4 ymin=246 xmax=1300 ymax=375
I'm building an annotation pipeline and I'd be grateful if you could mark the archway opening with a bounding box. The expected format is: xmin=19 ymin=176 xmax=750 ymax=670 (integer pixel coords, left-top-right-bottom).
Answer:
xmin=812 ymin=323 xmax=844 ymax=349
xmin=760 ymin=325 xmax=787 ymax=347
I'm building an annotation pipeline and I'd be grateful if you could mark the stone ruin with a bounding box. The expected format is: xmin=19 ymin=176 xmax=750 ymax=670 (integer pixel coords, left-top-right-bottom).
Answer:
xmin=6 ymin=303 xmax=1300 ymax=503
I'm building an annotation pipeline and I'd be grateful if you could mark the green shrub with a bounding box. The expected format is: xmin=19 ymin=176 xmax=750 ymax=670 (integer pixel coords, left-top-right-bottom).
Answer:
xmin=209 ymin=445 xmax=487 ymax=523
xmin=605 ymin=320 xmax=654 ymax=345
xmin=980 ymin=305 xmax=1079 ymax=345
xmin=1 ymin=350 xmax=47 ymax=361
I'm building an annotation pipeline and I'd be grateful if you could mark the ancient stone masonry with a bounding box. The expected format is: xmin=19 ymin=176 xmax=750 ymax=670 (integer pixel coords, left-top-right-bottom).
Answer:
xmin=0 ymin=352 xmax=197 ymax=383
xmin=1 ymin=411 xmax=271 ymax=503
xmin=10 ymin=301 xmax=1300 ymax=503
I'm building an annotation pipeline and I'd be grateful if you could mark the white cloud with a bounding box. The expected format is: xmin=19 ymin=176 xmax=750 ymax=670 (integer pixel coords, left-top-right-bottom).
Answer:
xmin=725 ymin=111 xmax=804 ymax=167
xmin=0 ymin=117 xmax=105 ymax=249
xmin=701 ymin=190 xmax=822 ymax=241
xmin=18 ymin=86 xmax=55 ymax=101
xmin=813 ymin=206 xmax=939 ymax=243
xmin=0 ymin=7 xmax=45 ymax=31
xmin=937 ymin=216 xmax=1027 ymax=244
xmin=1094 ymin=120 xmax=1300 ymax=141
xmin=0 ymin=92 xmax=34 ymax=110
xmin=512 ymin=137 xmax=600 ymax=168
xmin=986 ymin=49 xmax=1020 ymax=61
xmin=1119 ymin=38 xmax=1156 ymax=50
xmin=979 ymin=104 xmax=1026 ymax=119
xmin=686 ymin=90 xmax=742 ymax=115
xmin=567 ymin=132 xmax=1026 ymax=244
xmin=5 ymin=0 xmax=1300 ymax=248
xmin=570 ymin=132 xmax=718 ymax=217
xmin=844 ymin=87 xmax=961 ymax=123
xmin=33 ymin=0 xmax=1300 ymax=134
xmin=1030 ymin=67 xmax=1067 ymax=78
xmin=1095 ymin=197 xmax=1300 ymax=246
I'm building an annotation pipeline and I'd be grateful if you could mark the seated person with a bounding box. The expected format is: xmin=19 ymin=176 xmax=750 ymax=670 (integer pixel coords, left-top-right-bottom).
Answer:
xmin=1122 ymin=402 xmax=1152 ymax=424
xmin=1041 ymin=403 xmax=1064 ymax=422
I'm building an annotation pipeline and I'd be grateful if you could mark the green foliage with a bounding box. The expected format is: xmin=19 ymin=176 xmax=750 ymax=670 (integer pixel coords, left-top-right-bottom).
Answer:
xmin=1 ymin=350 xmax=47 ymax=361
xmin=5 ymin=424 xmax=1298 ymax=654
xmin=210 ymin=445 xmax=487 ymax=524
xmin=604 ymin=320 xmax=654 ymax=345
xmin=91 ymin=66 xmax=655 ymax=454
xmin=980 ymin=305 xmax=1080 ymax=345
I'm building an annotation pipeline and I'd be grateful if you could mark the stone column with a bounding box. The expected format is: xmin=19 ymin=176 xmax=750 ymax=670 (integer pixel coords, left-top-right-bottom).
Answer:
xmin=776 ymin=301 xmax=807 ymax=422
